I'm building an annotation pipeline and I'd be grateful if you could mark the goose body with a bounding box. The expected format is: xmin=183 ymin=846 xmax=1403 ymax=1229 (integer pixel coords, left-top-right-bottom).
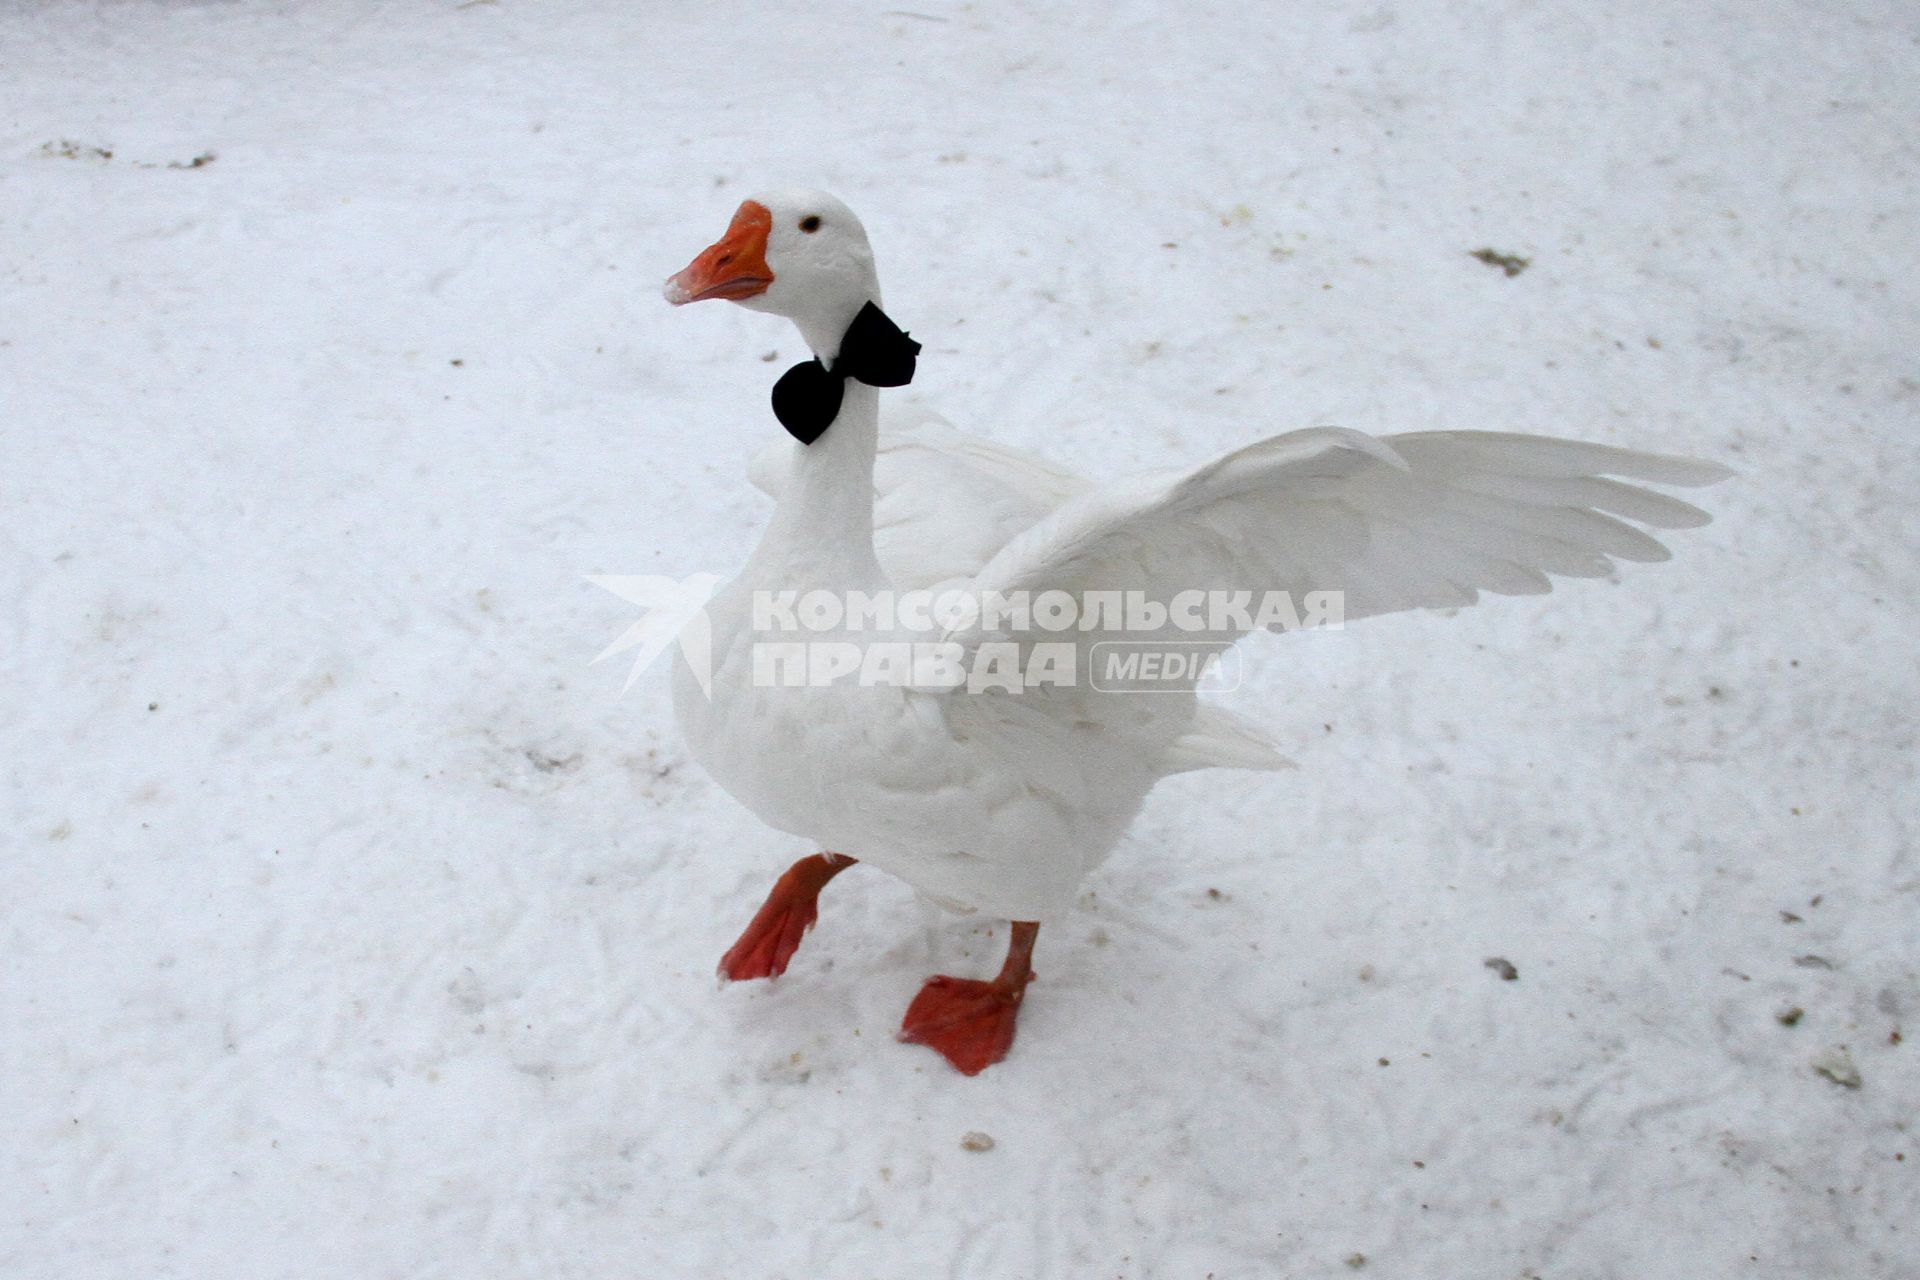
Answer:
xmin=659 ymin=188 xmax=1728 ymax=1073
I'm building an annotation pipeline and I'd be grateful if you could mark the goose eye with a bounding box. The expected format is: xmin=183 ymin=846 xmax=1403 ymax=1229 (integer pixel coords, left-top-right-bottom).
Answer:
xmin=799 ymin=215 xmax=822 ymax=233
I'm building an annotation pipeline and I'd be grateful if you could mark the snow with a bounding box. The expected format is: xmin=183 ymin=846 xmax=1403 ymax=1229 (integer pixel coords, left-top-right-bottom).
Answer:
xmin=3 ymin=2 xmax=1915 ymax=1276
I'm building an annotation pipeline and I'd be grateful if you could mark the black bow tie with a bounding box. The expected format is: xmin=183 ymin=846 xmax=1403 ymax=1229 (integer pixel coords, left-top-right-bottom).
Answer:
xmin=771 ymin=301 xmax=921 ymax=444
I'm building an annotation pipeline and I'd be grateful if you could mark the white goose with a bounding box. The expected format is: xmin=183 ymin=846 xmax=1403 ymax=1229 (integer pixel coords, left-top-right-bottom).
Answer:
xmin=661 ymin=189 xmax=1727 ymax=1075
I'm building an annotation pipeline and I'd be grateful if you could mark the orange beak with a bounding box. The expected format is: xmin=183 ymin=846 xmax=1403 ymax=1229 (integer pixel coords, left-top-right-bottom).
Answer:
xmin=663 ymin=200 xmax=774 ymax=305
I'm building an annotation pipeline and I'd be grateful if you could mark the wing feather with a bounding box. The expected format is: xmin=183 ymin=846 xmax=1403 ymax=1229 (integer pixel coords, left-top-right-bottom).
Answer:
xmin=949 ymin=427 xmax=1726 ymax=669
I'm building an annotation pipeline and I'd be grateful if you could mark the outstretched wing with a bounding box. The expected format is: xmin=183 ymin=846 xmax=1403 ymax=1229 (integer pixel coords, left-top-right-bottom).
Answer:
xmin=946 ymin=426 xmax=1729 ymax=659
xmin=748 ymin=404 xmax=1090 ymax=590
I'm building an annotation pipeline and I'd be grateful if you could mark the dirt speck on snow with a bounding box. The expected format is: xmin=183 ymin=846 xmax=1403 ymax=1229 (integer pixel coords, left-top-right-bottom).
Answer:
xmin=1469 ymin=247 xmax=1530 ymax=277
xmin=1810 ymin=1047 xmax=1861 ymax=1089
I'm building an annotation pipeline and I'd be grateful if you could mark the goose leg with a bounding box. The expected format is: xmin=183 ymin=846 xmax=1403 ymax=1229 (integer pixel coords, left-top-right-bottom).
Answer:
xmin=898 ymin=921 xmax=1039 ymax=1076
xmin=717 ymin=852 xmax=856 ymax=982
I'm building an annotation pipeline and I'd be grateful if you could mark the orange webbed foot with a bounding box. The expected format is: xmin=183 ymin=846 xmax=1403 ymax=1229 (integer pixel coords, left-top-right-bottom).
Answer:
xmin=717 ymin=853 xmax=854 ymax=982
xmin=898 ymin=974 xmax=1029 ymax=1075
xmin=897 ymin=921 xmax=1040 ymax=1075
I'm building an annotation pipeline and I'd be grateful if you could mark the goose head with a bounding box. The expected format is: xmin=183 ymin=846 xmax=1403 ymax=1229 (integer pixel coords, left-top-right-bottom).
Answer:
xmin=663 ymin=188 xmax=879 ymax=353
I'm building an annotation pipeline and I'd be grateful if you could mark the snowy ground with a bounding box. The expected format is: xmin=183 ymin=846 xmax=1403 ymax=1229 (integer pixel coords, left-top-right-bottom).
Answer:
xmin=4 ymin=2 xmax=1916 ymax=1276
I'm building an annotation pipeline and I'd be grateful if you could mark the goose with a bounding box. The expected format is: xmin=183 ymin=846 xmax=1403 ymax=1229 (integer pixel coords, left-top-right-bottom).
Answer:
xmin=658 ymin=188 xmax=1728 ymax=1075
